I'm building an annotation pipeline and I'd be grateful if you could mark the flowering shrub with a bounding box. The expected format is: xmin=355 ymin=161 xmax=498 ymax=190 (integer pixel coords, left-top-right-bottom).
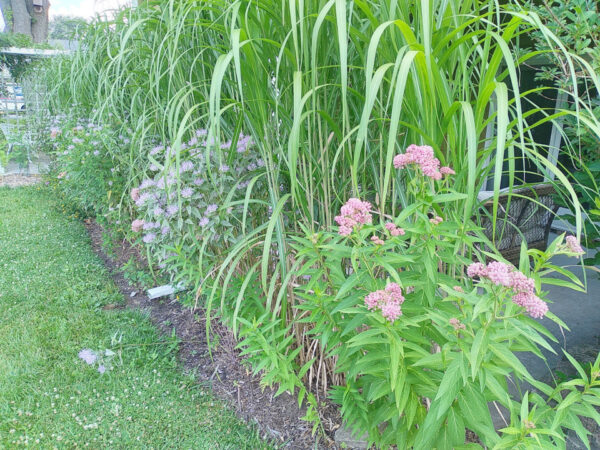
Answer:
xmin=46 ymin=113 xmax=129 ymax=217
xmin=130 ymin=131 xmax=267 ymax=278
xmin=289 ymin=145 xmax=598 ymax=447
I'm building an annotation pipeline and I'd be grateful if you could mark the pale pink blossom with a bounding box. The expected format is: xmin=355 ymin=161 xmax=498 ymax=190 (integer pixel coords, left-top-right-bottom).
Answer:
xmin=364 ymin=282 xmax=405 ymax=323
xmin=381 ymin=302 xmax=402 ymax=322
xmin=449 ymin=318 xmax=465 ymax=330
xmin=131 ymin=219 xmax=144 ymax=232
xmin=512 ymin=292 xmax=548 ymax=319
xmin=467 ymin=262 xmax=487 ymax=278
xmin=393 ymin=144 xmax=443 ymax=180
xmin=566 ymin=236 xmax=585 ymax=255
xmin=371 ymin=235 xmax=385 ymax=246
xmin=509 ymin=271 xmax=535 ymax=294
xmin=440 ymin=166 xmax=455 ymax=176
xmin=385 ymin=222 xmax=405 ymax=236
xmin=468 ymin=260 xmax=548 ymax=318
xmin=130 ymin=188 xmax=140 ymax=202
xmin=365 ymin=290 xmax=385 ymax=310
xmin=429 ymin=216 xmax=443 ymax=225
xmin=486 ymin=261 xmax=512 ymax=287
xmin=334 ymin=198 xmax=372 ymax=236
xmin=385 ymin=282 xmax=405 ymax=303
xmin=453 ymin=286 xmax=464 ymax=293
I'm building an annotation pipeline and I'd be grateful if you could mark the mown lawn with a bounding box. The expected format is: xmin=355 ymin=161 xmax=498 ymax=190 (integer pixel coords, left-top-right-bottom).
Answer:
xmin=0 ymin=186 xmax=267 ymax=449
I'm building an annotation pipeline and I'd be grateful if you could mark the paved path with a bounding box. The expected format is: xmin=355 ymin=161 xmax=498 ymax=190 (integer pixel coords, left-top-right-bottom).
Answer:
xmin=520 ymin=248 xmax=600 ymax=381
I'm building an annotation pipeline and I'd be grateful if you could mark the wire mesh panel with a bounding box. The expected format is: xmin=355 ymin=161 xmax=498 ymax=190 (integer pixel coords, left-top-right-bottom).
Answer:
xmin=0 ymin=66 xmax=50 ymax=175
xmin=479 ymin=184 xmax=559 ymax=264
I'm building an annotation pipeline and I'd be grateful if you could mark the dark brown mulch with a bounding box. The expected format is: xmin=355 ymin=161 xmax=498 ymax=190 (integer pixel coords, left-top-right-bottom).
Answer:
xmin=85 ymin=219 xmax=341 ymax=449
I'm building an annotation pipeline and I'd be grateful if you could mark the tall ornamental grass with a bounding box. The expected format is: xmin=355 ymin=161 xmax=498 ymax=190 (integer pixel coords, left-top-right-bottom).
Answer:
xmin=39 ymin=0 xmax=600 ymax=445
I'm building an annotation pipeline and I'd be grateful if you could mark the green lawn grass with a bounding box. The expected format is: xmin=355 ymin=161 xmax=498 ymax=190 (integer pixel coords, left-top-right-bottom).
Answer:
xmin=0 ymin=186 xmax=267 ymax=449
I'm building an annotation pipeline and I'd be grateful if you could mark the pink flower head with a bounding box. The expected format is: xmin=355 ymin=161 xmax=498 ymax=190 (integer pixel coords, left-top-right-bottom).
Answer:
xmin=131 ymin=219 xmax=144 ymax=232
xmin=429 ymin=216 xmax=443 ymax=225
xmin=381 ymin=302 xmax=402 ymax=322
xmin=385 ymin=282 xmax=405 ymax=304
xmin=449 ymin=318 xmax=465 ymax=331
xmin=364 ymin=290 xmax=385 ymax=310
xmin=512 ymin=292 xmax=548 ymax=319
xmin=565 ymin=236 xmax=585 ymax=256
xmin=440 ymin=166 xmax=455 ymax=176
xmin=385 ymin=222 xmax=405 ymax=236
xmin=130 ymin=188 xmax=140 ymax=202
xmin=364 ymin=282 xmax=404 ymax=323
xmin=334 ymin=198 xmax=372 ymax=236
xmin=453 ymin=286 xmax=464 ymax=293
xmin=486 ymin=261 xmax=512 ymax=287
xmin=393 ymin=145 xmax=442 ymax=180
xmin=468 ymin=260 xmax=546 ymax=318
xmin=509 ymin=271 xmax=535 ymax=294
xmin=371 ymin=235 xmax=385 ymax=246
xmin=467 ymin=262 xmax=487 ymax=278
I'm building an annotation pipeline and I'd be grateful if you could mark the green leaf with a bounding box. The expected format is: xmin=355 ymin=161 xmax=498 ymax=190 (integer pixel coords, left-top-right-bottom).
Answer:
xmin=446 ymin=406 xmax=466 ymax=446
xmin=432 ymin=192 xmax=468 ymax=203
xmin=489 ymin=343 xmax=533 ymax=380
xmin=414 ymin=357 xmax=464 ymax=449
xmin=458 ymin=384 xmax=499 ymax=446
xmin=470 ymin=327 xmax=489 ymax=380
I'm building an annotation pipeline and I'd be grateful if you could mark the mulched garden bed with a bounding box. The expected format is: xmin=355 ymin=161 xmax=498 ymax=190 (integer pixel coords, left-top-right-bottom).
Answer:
xmin=85 ymin=219 xmax=342 ymax=449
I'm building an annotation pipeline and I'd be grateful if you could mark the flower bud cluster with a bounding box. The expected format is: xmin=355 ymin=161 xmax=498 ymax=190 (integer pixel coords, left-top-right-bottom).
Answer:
xmin=467 ymin=261 xmax=547 ymax=318
xmin=393 ymin=144 xmax=454 ymax=180
xmin=364 ymin=282 xmax=405 ymax=323
xmin=384 ymin=222 xmax=405 ymax=236
xmin=334 ymin=198 xmax=373 ymax=236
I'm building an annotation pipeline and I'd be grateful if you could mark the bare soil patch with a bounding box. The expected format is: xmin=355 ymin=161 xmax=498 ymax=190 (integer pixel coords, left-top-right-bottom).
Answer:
xmin=85 ymin=219 xmax=341 ymax=449
xmin=0 ymin=174 xmax=41 ymax=187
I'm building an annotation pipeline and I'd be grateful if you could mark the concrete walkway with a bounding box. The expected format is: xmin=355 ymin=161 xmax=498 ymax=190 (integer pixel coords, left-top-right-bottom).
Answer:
xmin=506 ymin=235 xmax=600 ymax=448
xmin=521 ymin=245 xmax=600 ymax=381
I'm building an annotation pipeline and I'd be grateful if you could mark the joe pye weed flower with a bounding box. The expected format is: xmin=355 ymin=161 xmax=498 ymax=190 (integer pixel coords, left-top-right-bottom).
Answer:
xmin=292 ymin=144 xmax=592 ymax=447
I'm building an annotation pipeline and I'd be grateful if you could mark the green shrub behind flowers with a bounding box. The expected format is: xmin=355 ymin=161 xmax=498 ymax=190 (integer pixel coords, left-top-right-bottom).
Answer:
xmin=46 ymin=114 xmax=129 ymax=218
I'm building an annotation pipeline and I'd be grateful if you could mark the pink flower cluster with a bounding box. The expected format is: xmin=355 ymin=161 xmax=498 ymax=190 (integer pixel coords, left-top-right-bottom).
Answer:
xmin=131 ymin=219 xmax=144 ymax=232
xmin=335 ymin=198 xmax=372 ymax=236
xmin=429 ymin=216 xmax=443 ymax=225
xmin=364 ymin=282 xmax=405 ymax=323
xmin=393 ymin=144 xmax=454 ymax=180
xmin=449 ymin=318 xmax=465 ymax=331
xmin=467 ymin=261 xmax=547 ymax=318
xmin=371 ymin=235 xmax=385 ymax=246
xmin=565 ymin=235 xmax=585 ymax=255
xmin=385 ymin=222 xmax=405 ymax=236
